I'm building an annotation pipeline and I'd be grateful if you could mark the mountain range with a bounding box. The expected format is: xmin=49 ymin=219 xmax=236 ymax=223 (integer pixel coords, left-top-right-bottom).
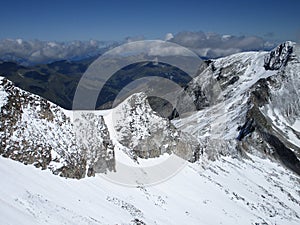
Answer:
xmin=0 ymin=41 xmax=300 ymax=225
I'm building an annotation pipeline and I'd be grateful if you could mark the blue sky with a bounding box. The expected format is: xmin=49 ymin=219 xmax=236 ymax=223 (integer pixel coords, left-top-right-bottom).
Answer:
xmin=1 ymin=0 xmax=299 ymax=41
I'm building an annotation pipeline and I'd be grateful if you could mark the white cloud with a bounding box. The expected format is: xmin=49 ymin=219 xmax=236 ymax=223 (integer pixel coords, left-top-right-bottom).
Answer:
xmin=125 ymin=35 xmax=145 ymax=43
xmin=164 ymin=33 xmax=174 ymax=41
xmin=169 ymin=31 xmax=277 ymax=58
xmin=0 ymin=39 xmax=112 ymax=65
xmin=0 ymin=32 xmax=278 ymax=65
xmin=105 ymin=40 xmax=196 ymax=58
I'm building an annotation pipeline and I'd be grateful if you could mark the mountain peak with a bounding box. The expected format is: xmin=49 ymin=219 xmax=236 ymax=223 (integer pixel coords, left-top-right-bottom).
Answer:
xmin=112 ymin=92 xmax=200 ymax=162
xmin=264 ymin=41 xmax=294 ymax=70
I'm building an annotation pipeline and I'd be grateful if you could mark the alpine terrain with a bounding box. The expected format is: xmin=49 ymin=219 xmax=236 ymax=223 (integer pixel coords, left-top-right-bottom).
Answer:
xmin=0 ymin=41 xmax=300 ymax=225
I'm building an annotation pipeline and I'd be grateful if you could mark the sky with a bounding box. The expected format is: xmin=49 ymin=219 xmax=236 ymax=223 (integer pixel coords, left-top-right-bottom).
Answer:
xmin=0 ymin=0 xmax=300 ymax=42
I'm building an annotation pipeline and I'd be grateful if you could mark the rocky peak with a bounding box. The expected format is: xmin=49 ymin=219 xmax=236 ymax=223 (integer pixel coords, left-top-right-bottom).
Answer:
xmin=112 ymin=92 xmax=200 ymax=162
xmin=264 ymin=41 xmax=294 ymax=70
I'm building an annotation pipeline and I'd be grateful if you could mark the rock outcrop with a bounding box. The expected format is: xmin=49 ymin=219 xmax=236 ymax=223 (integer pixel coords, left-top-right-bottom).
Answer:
xmin=264 ymin=41 xmax=293 ymax=70
xmin=112 ymin=92 xmax=200 ymax=162
xmin=0 ymin=77 xmax=115 ymax=178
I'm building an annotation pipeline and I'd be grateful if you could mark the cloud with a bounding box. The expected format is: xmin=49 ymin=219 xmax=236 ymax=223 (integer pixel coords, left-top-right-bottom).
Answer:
xmin=168 ymin=31 xmax=277 ymax=58
xmin=0 ymin=39 xmax=113 ymax=65
xmin=105 ymin=40 xmax=196 ymax=58
xmin=125 ymin=35 xmax=145 ymax=43
xmin=164 ymin=33 xmax=174 ymax=41
xmin=0 ymin=32 xmax=278 ymax=65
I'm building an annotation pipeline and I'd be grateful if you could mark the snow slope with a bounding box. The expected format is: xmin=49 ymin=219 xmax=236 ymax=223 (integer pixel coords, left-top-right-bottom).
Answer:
xmin=1 ymin=152 xmax=300 ymax=225
xmin=173 ymin=51 xmax=276 ymax=140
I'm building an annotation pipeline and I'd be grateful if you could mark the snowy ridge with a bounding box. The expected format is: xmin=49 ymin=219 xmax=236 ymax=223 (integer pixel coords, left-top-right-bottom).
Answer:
xmin=264 ymin=41 xmax=294 ymax=70
xmin=0 ymin=77 xmax=115 ymax=178
xmin=173 ymin=42 xmax=300 ymax=173
xmin=173 ymin=50 xmax=277 ymax=160
xmin=260 ymin=43 xmax=300 ymax=157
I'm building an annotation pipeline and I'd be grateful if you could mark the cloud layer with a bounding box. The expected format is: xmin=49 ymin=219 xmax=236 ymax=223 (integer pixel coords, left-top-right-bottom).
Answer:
xmin=0 ymin=32 xmax=277 ymax=65
xmin=169 ymin=31 xmax=277 ymax=58
xmin=0 ymin=39 xmax=113 ymax=65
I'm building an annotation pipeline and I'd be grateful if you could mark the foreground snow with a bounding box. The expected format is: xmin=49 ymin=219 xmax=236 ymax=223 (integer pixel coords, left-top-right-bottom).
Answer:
xmin=0 ymin=153 xmax=299 ymax=225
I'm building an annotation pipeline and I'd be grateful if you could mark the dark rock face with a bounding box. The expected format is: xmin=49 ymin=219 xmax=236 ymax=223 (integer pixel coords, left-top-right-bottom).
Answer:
xmin=264 ymin=41 xmax=293 ymax=70
xmin=227 ymin=76 xmax=239 ymax=86
xmin=192 ymin=86 xmax=210 ymax=110
xmin=261 ymin=131 xmax=300 ymax=174
xmin=147 ymin=96 xmax=179 ymax=120
xmin=237 ymin=119 xmax=255 ymax=141
xmin=243 ymin=74 xmax=300 ymax=176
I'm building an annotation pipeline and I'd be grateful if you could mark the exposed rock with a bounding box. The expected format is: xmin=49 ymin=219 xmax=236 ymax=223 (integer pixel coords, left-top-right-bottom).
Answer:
xmin=146 ymin=96 xmax=179 ymax=120
xmin=0 ymin=77 xmax=115 ymax=178
xmin=245 ymin=47 xmax=300 ymax=174
xmin=74 ymin=112 xmax=115 ymax=176
xmin=113 ymin=92 xmax=200 ymax=162
xmin=264 ymin=41 xmax=294 ymax=70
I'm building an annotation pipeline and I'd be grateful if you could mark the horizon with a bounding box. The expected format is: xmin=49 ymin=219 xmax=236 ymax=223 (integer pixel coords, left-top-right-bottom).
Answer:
xmin=1 ymin=0 xmax=300 ymax=65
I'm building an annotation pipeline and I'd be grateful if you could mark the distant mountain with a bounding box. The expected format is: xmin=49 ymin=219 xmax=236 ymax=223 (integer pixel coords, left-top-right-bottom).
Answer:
xmin=0 ymin=35 xmax=276 ymax=65
xmin=0 ymin=59 xmax=192 ymax=114
xmin=0 ymin=59 xmax=91 ymax=109
xmin=0 ymin=39 xmax=115 ymax=65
